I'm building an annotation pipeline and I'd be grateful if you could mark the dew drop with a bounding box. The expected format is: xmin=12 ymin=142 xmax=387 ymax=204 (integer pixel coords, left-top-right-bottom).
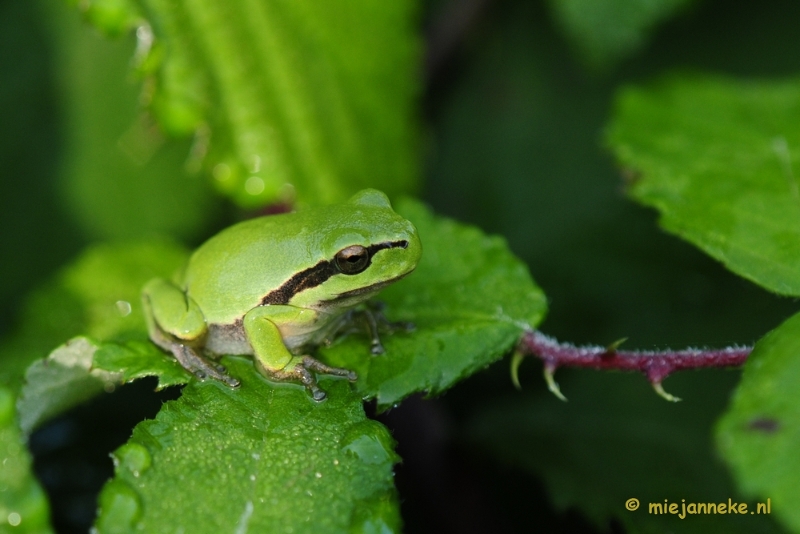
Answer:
xmin=116 ymin=300 xmax=132 ymax=317
xmin=245 ymin=176 xmax=265 ymax=195
xmin=114 ymin=443 xmax=152 ymax=477
xmin=250 ymin=155 xmax=262 ymax=173
xmin=96 ymin=480 xmax=142 ymax=531
xmin=7 ymin=512 xmax=21 ymax=526
xmin=340 ymin=421 xmax=399 ymax=465
xmin=213 ymin=163 xmax=232 ymax=182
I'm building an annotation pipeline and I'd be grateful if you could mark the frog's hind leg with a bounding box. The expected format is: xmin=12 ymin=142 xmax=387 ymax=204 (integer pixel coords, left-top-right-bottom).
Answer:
xmin=142 ymin=278 xmax=240 ymax=388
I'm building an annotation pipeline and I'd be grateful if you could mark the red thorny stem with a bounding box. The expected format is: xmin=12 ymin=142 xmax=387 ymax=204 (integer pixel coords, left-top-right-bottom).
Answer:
xmin=512 ymin=330 xmax=752 ymax=402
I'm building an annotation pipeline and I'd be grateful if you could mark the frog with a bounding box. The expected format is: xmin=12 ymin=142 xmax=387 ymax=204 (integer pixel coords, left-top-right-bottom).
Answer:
xmin=141 ymin=189 xmax=422 ymax=401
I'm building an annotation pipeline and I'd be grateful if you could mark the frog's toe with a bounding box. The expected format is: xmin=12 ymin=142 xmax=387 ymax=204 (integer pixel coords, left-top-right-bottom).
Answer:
xmin=301 ymin=356 xmax=357 ymax=381
xmin=222 ymin=375 xmax=241 ymax=388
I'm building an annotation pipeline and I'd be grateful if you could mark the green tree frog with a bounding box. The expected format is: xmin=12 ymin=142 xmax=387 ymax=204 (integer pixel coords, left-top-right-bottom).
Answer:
xmin=142 ymin=189 xmax=421 ymax=400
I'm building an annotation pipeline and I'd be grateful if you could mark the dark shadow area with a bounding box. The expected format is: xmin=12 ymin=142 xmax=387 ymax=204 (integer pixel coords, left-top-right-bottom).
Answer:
xmin=374 ymin=395 xmax=602 ymax=534
xmin=29 ymin=379 xmax=182 ymax=533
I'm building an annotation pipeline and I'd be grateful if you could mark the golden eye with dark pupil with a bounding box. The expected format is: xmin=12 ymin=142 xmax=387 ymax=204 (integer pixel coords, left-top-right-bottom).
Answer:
xmin=334 ymin=245 xmax=370 ymax=275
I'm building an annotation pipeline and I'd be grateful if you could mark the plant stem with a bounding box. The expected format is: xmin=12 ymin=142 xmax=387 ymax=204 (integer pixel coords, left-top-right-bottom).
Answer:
xmin=512 ymin=330 xmax=751 ymax=402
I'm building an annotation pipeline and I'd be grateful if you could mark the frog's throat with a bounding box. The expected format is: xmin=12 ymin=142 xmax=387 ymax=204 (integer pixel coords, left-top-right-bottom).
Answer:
xmin=260 ymin=240 xmax=409 ymax=306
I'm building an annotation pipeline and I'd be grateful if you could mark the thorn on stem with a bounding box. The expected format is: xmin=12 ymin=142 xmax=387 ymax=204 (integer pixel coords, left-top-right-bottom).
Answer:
xmin=510 ymin=350 xmax=524 ymax=390
xmin=606 ymin=337 xmax=628 ymax=352
xmin=544 ymin=365 xmax=567 ymax=402
xmin=652 ymin=381 xmax=681 ymax=402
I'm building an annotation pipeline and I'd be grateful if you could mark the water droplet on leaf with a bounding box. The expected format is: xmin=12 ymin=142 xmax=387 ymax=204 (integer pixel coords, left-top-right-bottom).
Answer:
xmin=114 ymin=443 xmax=152 ymax=477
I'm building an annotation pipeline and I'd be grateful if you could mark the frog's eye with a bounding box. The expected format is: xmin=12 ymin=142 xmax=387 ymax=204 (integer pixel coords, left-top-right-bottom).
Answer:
xmin=335 ymin=245 xmax=370 ymax=275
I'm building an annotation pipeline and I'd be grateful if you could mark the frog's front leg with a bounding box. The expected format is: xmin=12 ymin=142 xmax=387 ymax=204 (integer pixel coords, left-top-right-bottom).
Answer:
xmin=142 ymin=278 xmax=240 ymax=387
xmin=322 ymin=302 xmax=415 ymax=355
xmin=243 ymin=305 xmax=357 ymax=401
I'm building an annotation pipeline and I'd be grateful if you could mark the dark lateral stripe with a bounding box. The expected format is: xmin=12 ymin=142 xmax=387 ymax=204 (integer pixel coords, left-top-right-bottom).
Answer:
xmin=261 ymin=240 xmax=408 ymax=305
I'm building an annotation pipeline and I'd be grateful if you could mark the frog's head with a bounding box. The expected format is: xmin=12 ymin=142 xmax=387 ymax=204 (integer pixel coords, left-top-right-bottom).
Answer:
xmin=286 ymin=189 xmax=422 ymax=310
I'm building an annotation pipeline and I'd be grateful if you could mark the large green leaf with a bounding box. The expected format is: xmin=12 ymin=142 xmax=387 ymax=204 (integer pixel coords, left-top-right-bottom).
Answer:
xmin=72 ymin=0 xmax=420 ymax=207
xmin=43 ymin=0 xmax=218 ymax=241
xmin=546 ymin=0 xmax=692 ymax=69
xmin=94 ymin=358 xmax=400 ymax=534
xmin=717 ymin=310 xmax=800 ymax=533
xmin=321 ymin=198 xmax=547 ymax=408
xmin=607 ymin=75 xmax=800 ymax=296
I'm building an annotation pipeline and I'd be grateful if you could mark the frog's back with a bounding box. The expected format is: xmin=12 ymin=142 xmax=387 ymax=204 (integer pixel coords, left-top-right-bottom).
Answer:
xmin=182 ymin=213 xmax=311 ymax=324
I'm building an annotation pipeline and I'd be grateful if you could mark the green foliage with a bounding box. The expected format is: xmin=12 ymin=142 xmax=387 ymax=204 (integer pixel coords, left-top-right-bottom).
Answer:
xmin=44 ymin=0 xmax=219 ymax=241
xmin=0 ymin=388 xmax=52 ymax=534
xmin=6 ymin=0 xmax=800 ymax=532
xmin=0 ymin=0 xmax=85 ymax=337
xmin=546 ymin=0 xmax=692 ymax=69
xmin=17 ymin=338 xmax=119 ymax=435
xmin=95 ymin=359 xmax=400 ymax=534
xmin=607 ymin=75 xmax=800 ymax=297
xmin=94 ymin=340 xmax=192 ymax=388
xmin=73 ymin=0 xmax=420 ymax=207
xmin=606 ymin=72 xmax=800 ymax=534
xmin=16 ymin=336 xmax=187 ymax=435
xmin=717 ymin=311 xmax=800 ymax=532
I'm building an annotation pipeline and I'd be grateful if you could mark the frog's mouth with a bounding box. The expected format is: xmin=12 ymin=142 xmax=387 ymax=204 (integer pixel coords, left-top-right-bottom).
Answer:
xmin=326 ymin=270 xmax=414 ymax=304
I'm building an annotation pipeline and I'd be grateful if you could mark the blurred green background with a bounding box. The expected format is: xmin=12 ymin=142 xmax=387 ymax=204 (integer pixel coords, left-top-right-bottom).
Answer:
xmin=2 ymin=0 xmax=799 ymax=532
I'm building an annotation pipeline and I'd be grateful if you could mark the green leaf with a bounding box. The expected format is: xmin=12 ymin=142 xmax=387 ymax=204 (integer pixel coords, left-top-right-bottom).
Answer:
xmin=607 ymin=75 xmax=800 ymax=296
xmin=44 ymin=0 xmax=219 ymax=241
xmin=75 ymin=0 xmax=420 ymax=207
xmin=16 ymin=338 xmax=121 ymax=435
xmin=93 ymin=340 xmax=191 ymax=389
xmin=469 ymin=371 xmax=785 ymax=534
xmin=717 ymin=310 xmax=800 ymax=533
xmin=546 ymin=0 xmax=692 ymax=69
xmin=15 ymin=335 xmax=190 ymax=436
xmin=94 ymin=357 xmax=400 ymax=534
xmin=321 ymin=198 xmax=548 ymax=408
xmin=0 ymin=387 xmax=52 ymax=534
